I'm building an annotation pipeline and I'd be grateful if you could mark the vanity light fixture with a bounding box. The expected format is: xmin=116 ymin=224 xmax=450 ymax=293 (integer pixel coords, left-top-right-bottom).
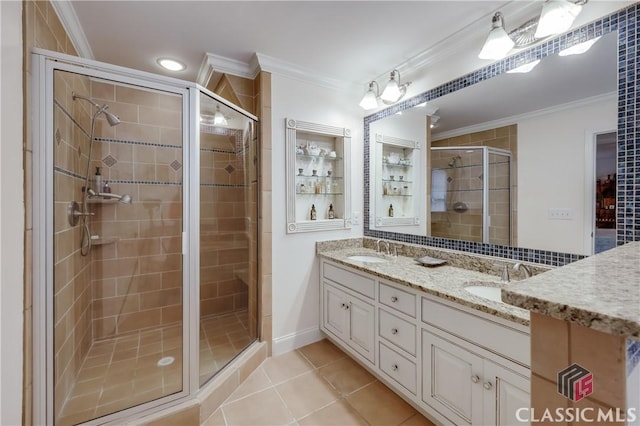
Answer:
xmin=558 ymin=36 xmax=601 ymax=56
xmin=535 ymin=0 xmax=584 ymax=39
xmin=478 ymin=12 xmax=515 ymax=60
xmin=156 ymin=57 xmax=186 ymax=72
xmin=213 ymin=105 xmax=227 ymax=126
xmin=507 ymin=59 xmax=541 ymax=73
xmin=380 ymin=70 xmax=411 ymax=103
xmin=359 ymin=81 xmax=381 ymax=110
xmin=478 ymin=0 xmax=588 ymax=60
xmin=429 ymin=115 xmax=440 ymax=129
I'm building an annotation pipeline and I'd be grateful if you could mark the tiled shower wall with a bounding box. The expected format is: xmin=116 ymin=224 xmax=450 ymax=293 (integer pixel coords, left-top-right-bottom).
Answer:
xmin=430 ymin=125 xmax=517 ymax=245
xmin=52 ymin=71 xmax=94 ymax=416
xmin=88 ymin=81 xmax=184 ymax=339
xmin=199 ymin=129 xmax=250 ymax=319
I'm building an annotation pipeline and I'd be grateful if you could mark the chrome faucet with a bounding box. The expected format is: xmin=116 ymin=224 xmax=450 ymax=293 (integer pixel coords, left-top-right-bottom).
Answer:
xmin=379 ymin=240 xmax=391 ymax=256
xmin=513 ymin=263 xmax=532 ymax=279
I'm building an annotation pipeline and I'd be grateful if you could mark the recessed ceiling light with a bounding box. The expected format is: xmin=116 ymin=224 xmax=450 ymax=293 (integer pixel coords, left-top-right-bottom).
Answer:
xmin=156 ymin=58 xmax=186 ymax=72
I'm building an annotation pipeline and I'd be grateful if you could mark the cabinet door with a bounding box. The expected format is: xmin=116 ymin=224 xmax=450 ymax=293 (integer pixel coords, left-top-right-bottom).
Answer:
xmin=422 ymin=329 xmax=483 ymax=426
xmin=483 ymin=361 xmax=530 ymax=426
xmin=347 ymin=296 xmax=375 ymax=363
xmin=323 ymin=283 xmax=348 ymax=341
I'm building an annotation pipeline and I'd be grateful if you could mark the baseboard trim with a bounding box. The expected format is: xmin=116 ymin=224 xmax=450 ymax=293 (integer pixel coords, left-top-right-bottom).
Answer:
xmin=272 ymin=327 xmax=324 ymax=356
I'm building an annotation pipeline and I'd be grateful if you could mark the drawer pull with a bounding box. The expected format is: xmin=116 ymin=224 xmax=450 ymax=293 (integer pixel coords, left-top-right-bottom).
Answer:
xmin=391 ymin=296 xmax=398 ymax=303
xmin=471 ymin=375 xmax=480 ymax=383
xmin=391 ymin=328 xmax=398 ymax=335
xmin=391 ymin=364 xmax=399 ymax=371
xmin=483 ymin=381 xmax=493 ymax=390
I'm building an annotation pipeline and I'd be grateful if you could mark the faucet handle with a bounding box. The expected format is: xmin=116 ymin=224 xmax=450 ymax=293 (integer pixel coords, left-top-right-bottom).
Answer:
xmin=495 ymin=263 xmax=510 ymax=282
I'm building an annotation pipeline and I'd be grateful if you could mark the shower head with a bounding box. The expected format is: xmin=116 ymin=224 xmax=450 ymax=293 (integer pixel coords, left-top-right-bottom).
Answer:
xmin=448 ymin=155 xmax=463 ymax=167
xmin=72 ymin=92 xmax=121 ymax=127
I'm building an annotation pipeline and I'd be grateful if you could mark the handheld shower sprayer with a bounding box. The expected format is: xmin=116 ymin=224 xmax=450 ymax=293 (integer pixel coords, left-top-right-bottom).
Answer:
xmin=87 ymin=188 xmax=133 ymax=204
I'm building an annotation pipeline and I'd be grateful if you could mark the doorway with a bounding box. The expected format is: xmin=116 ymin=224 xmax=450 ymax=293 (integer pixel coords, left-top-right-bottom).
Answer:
xmin=593 ymin=132 xmax=617 ymax=254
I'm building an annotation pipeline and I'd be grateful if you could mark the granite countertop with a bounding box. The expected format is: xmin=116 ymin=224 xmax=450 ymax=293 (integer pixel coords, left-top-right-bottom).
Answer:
xmin=318 ymin=247 xmax=530 ymax=326
xmin=502 ymin=241 xmax=640 ymax=339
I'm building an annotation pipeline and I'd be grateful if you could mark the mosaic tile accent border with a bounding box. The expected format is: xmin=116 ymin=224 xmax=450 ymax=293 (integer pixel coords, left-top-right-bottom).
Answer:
xmin=363 ymin=3 xmax=639 ymax=267
xmin=627 ymin=339 xmax=640 ymax=375
xmin=54 ymin=166 xmax=183 ymax=186
xmin=95 ymin=138 xmax=181 ymax=149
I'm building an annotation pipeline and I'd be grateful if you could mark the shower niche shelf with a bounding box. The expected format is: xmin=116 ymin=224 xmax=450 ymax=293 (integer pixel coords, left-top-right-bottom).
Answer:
xmin=372 ymin=134 xmax=422 ymax=229
xmin=285 ymin=118 xmax=351 ymax=233
xmin=91 ymin=237 xmax=119 ymax=246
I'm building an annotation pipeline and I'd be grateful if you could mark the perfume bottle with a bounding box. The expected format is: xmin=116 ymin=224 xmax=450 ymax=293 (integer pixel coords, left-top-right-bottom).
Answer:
xmin=310 ymin=204 xmax=317 ymax=220
xmin=388 ymin=204 xmax=394 ymax=217
xmin=328 ymin=204 xmax=335 ymax=219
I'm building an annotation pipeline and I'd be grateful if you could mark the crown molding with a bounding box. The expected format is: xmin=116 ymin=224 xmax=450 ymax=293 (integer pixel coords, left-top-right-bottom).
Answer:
xmin=49 ymin=0 xmax=94 ymax=59
xmin=197 ymin=51 xmax=360 ymax=93
xmin=432 ymin=91 xmax=617 ymax=141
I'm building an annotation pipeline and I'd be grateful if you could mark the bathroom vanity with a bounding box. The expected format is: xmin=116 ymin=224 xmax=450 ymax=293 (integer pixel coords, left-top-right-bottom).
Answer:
xmin=317 ymin=240 xmax=538 ymax=425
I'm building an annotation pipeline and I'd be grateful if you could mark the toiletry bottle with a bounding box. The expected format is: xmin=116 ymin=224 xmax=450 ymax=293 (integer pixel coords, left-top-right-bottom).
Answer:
xmin=389 ymin=204 xmax=394 ymax=217
xmin=328 ymin=204 xmax=335 ymax=219
xmin=103 ymin=181 xmax=112 ymax=193
xmin=310 ymin=204 xmax=317 ymax=220
xmin=94 ymin=167 xmax=102 ymax=193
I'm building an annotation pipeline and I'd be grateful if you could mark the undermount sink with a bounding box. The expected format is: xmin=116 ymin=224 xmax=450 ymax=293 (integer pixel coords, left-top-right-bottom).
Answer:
xmin=347 ymin=254 xmax=389 ymax=263
xmin=464 ymin=284 xmax=504 ymax=303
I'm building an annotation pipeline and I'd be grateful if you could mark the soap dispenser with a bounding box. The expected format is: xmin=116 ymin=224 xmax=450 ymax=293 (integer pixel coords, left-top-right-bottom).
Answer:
xmin=93 ymin=167 xmax=102 ymax=193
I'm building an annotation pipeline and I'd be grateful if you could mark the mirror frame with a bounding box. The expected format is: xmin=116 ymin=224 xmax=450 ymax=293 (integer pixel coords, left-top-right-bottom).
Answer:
xmin=363 ymin=4 xmax=638 ymax=266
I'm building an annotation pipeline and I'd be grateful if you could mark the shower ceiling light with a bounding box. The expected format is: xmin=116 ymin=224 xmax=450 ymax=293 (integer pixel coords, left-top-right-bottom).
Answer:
xmin=157 ymin=58 xmax=186 ymax=72
xmin=507 ymin=59 xmax=541 ymax=73
xmin=535 ymin=0 xmax=583 ymax=39
xmin=478 ymin=12 xmax=515 ymax=60
xmin=213 ymin=105 xmax=228 ymax=126
xmin=558 ymin=36 xmax=601 ymax=56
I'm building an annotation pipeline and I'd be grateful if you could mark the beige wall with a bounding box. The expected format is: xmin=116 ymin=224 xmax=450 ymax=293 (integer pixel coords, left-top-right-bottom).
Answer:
xmin=24 ymin=1 xmax=82 ymax=422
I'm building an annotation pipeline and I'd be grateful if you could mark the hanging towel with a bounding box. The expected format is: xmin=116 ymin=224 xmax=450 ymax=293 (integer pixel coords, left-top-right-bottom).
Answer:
xmin=431 ymin=169 xmax=447 ymax=212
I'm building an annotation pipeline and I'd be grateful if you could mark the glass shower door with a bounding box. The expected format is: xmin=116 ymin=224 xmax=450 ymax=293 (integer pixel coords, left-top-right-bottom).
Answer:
xmin=487 ymin=150 xmax=512 ymax=246
xmin=198 ymin=91 xmax=258 ymax=386
xmin=51 ymin=68 xmax=186 ymax=425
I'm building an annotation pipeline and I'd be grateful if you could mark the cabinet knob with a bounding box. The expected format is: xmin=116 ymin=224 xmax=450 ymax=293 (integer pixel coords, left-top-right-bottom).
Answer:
xmin=471 ymin=375 xmax=480 ymax=383
xmin=391 ymin=296 xmax=398 ymax=303
xmin=346 ymin=302 xmax=351 ymax=310
xmin=391 ymin=328 xmax=398 ymax=335
xmin=341 ymin=303 xmax=346 ymax=309
xmin=391 ymin=364 xmax=399 ymax=371
xmin=483 ymin=382 xmax=493 ymax=390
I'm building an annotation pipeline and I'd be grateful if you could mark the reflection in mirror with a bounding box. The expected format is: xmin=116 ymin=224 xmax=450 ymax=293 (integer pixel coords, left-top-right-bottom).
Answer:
xmin=366 ymin=30 xmax=617 ymax=256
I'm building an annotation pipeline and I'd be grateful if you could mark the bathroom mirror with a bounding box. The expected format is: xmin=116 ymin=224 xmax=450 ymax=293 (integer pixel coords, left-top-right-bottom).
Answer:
xmin=366 ymin=30 xmax=617 ymax=256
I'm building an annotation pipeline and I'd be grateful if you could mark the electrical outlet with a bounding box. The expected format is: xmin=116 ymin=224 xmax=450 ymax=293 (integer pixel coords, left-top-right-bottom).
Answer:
xmin=548 ymin=208 xmax=573 ymax=220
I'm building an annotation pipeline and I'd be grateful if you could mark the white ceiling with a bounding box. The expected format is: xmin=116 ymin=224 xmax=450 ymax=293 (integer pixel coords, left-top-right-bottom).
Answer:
xmin=69 ymin=1 xmax=512 ymax=85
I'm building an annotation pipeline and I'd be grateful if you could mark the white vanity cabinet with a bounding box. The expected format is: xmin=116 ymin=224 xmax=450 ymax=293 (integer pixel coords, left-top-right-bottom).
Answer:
xmin=321 ymin=263 xmax=375 ymax=363
xmin=319 ymin=258 xmax=531 ymax=426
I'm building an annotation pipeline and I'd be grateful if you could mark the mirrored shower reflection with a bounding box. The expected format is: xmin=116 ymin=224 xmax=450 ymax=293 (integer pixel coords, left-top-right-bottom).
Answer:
xmin=198 ymin=93 xmax=258 ymax=385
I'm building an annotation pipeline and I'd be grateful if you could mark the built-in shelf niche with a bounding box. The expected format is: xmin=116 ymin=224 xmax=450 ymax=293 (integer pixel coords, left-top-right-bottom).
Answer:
xmin=373 ymin=133 xmax=421 ymax=228
xmin=285 ymin=118 xmax=351 ymax=233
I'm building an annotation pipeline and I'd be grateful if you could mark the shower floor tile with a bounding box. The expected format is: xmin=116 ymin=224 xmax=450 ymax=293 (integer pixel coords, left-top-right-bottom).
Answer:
xmin=57 ymin=310 xmax=252 ymax=426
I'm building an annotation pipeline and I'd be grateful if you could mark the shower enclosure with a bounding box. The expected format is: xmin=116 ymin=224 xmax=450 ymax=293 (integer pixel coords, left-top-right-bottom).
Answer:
xmin=430 ymin=146 xmax=512 ymax=245
xmin=32 ymin=51 xmax=259 ymax=425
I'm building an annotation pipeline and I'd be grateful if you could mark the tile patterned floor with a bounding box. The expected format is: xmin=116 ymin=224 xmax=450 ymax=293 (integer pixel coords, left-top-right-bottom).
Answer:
xmin=57 ymin=311 xmax=252 ymax=426
xmin=203 ymin=339 xmax=436 ymax=426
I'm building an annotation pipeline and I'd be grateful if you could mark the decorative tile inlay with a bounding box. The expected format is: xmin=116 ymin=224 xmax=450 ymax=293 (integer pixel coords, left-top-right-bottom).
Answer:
xmin=362 ymin=3 xmax=639 ymax=267
xmin=170 ymin=160 xmax=182 ymax=170
xmin=225 ymin=164 xmax=235 ymax=174
xmin=102 ymin=154 xmax=117 ymax=167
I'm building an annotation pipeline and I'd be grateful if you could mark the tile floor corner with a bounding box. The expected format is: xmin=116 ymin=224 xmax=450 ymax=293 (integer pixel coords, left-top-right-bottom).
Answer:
xmin=202 ymin=339 xmax=435 ymax=426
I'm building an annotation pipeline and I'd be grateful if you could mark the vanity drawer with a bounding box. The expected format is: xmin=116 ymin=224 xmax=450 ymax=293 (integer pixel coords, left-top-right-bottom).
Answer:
xmin=379 ymin=341 xmax=417 ymax=395
xmin=323 ymin=262 xmax=375 ymax=299
xmin=421 ymin=296 xmax=529 ymax=366
xmin=379 ymin=308 xmax=416 ymax=356
xmin=379 ymin=281 xmax=416 ymax=318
